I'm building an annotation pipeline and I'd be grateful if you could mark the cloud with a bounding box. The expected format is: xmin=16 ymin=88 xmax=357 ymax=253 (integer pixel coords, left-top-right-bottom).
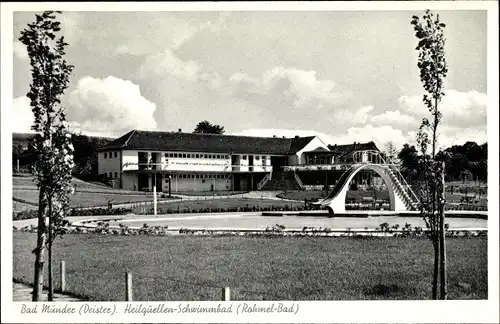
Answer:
xmin=370 ymin=110 xmax=417 ymax=128
xmin=12 ymin=96 xmax=35 ymax=133
xmin=68 ymin=76 xmax=157 ymax=136
xmin=332 ymin=125 xmax=411 ymax=152
xmin=113 ymin=12 xmax=232 ymax=56
xmin=228 ymin=67 xmax=349 ymax=107
xmin=398 ymin=89 xmax=487 ymax=128
xmin=13 ymin=41 xmax=28 ymax=60
xmin=137 ymin=48 xmax=201 ymax=81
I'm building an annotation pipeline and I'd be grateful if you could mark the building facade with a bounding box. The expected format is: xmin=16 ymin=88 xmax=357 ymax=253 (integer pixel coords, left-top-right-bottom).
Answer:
xmin=97 ymin=129 xmax=384 ymax=192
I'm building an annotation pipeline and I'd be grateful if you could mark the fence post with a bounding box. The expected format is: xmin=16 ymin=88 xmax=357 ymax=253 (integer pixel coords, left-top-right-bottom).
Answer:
xmin=222 ymin=287 xmax=231 ymax=301
xmin=126 ymin=272 xmax=133 ymax=301
xmin=60 ymin=261 xmax=66 ymax=293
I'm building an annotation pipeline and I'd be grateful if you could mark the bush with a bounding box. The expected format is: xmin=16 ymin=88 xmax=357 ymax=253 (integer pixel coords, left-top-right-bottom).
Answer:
xmin=13 ymin=207 xmax=133 ymax=220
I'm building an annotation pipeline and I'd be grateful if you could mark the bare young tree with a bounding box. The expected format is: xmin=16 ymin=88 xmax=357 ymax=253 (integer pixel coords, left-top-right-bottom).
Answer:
xmin=384 ymin=141 xmax=399 ymax=163
xmin=411 ymin=9 xmax=449 ymax=300
xmin=19 ymin=11 xmax=75 ymax=301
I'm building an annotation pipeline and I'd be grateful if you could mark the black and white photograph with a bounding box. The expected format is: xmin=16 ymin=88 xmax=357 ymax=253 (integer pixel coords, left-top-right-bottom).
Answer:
xmin=1 ymin=1 xmax=498 ymax=323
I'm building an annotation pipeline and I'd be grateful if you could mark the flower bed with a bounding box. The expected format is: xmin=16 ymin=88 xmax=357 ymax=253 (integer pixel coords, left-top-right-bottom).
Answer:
xmin=13 ymin=221 xmax=487 ymax=239
xmin=13 ymin=207 xmax=133 ymax=220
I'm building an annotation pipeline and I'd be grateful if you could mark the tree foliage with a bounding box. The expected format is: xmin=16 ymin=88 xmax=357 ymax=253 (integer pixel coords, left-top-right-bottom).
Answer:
xmin=72 ymin=134 xmax=112 ymax=177
xmin=19 ymin=10 xmax=75 ymax=301
xmin=384 ymin=141 xmax=399 ymax=163
xmin=411 ymin=9 xmax=449 ymax=300
xmin=411 ymin=10 xmax=448 ymax=158
xmin=193 ymin=120 xmax=225 ymax=134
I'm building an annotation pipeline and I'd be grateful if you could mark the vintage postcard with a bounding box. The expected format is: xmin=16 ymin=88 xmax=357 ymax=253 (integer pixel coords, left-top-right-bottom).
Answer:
xmin=1 ymin=1 xmax=498 ymax=323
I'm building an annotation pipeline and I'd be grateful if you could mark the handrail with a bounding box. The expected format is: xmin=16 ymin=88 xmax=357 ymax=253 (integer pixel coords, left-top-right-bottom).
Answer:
xmin=257 ymin=174 xmax=271 ymax=190
xmin=123 ymin=162 xmax=272 ymax=171
xmin=388 ymin=165 xmax=420 ymax=206
xmin=351 ymin=150 xmax=419 ymax=207
xmin=294 ymin=171 xmax=305 ymax=189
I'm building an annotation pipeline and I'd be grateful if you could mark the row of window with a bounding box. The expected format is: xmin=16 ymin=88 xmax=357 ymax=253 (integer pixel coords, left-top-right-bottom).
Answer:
xmin=163 ymin=153 xmax=267 ymax=162
xmin=165 ymin=153 xmax=230 ymax=159
xmin=170 ymin=173 xmax=230 ymax=180
xmin=104 ymin=152 xmax=118 ymax=159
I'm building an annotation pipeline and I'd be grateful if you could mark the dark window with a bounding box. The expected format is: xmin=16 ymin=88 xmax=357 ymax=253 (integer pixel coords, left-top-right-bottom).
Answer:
xmin=242 ymin=155 xmax=247 ymax=160
xmin=216 ymin=154 xmax=220 ymax=159
xmin=104 ymin=153 xmax=107 ymax=159
xmin=114 ymin=152 xmax=118 ymax=158
xmin=255 ymin=156 xmax=260 ymax=160
xmin=196 ymin=154 xmax=199 ymax=158
xmin=182 ymin=153 xmax=187 ymax=158
xmin=187 ymin=154 xmax=191 ymax=158
xmin=114 ymin=172 xmax=118 ymax=178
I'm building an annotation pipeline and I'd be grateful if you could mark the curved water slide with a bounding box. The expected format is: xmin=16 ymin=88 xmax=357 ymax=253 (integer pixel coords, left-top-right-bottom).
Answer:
xmin=321 ymin=151 xmax=419 ymax=214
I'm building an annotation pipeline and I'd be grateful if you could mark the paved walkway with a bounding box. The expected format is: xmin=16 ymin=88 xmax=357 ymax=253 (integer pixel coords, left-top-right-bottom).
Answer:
xmin=13 ymin=282 xmax=84 ymax=302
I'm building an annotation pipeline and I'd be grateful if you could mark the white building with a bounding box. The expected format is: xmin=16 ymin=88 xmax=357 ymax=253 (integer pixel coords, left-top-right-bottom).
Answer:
xmin=97 ymin=129 xmax=330 ymax=192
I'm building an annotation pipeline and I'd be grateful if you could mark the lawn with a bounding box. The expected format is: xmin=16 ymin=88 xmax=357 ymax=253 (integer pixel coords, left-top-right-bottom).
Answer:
xmin=13 ymin=232 xmax=487 ymax=301
xmin=136 ymin=198 xmax=304 ymax=214
xmin=280 ymin=190 xmax=487 ymax=206
xmin=175 ymin=190 xmax=248 ymax=196
xmin=280 ymin=190 xmax=391 ymax=202
xmin=13 ymin=189 xmax=160 ymax=209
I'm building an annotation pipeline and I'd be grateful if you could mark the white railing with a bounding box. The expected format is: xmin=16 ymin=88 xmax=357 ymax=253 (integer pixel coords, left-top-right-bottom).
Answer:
xmin=385 ymin=167 xmax=419 ymax=210
xmin=284 ymin=164 xmax=353 ymax=171
xmin=122 ymin=162 xmax=272 ymax=172
xmin=352 ymin=150 xmax=419 ymax=210
xmin=257 ymin=174 xmax=271 ymax=190
xmin=294 ymin=172 xmax=305 ymax=189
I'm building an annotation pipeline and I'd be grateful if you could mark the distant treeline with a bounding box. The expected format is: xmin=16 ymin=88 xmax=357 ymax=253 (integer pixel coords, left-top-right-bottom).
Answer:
xmin=13 ymin=132 xmax=113 ymax=180
xmin=398 ymin=141 xmax=487 ymax=183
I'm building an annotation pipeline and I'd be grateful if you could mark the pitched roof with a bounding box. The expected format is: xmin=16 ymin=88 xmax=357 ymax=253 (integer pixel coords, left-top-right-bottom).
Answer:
xmin=98 ymin=130 xmax=316 ymax=155
xmin=327 ymin=141 xmax=380 ymax=158
xmin=304 ymin=146 xmax=333 ymax=154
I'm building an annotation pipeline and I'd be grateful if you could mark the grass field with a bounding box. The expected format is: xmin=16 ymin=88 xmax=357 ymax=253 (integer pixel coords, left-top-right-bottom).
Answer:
xmin=13 ymin=232 xmax=487 ymax=301
xmin=280 ymin=190 xmax=487 ymax=205
xmin=175 ymin=191 xmax=248 ymax=196
xmin=280 ymin=190 xmax=390 ymax=202
xmin=13 ymin=174 xmax=170 ymax=210
xmin=13 ymin=189 xmax=160 ymax=209
xmin=135 ymin=198 xmax=304 ymax=214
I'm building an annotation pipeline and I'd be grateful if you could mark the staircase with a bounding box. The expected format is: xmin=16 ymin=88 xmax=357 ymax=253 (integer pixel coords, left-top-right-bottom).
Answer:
xmin=257 ymin=173 xmax=271 ymax=190
xmin=384 ymin=167 xmax=419 ymax=210
xmin=261 ymin=170 xmax=302 ymax=191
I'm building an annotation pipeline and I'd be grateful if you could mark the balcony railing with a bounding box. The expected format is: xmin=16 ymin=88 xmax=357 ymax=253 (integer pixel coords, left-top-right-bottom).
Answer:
xmin=122 ymin=162 xmax=273 ymax=172
xmin=284 ymin=164 xmax=356 ymax=171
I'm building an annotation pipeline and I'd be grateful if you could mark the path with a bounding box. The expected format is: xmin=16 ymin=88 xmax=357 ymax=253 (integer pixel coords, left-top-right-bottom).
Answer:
xmin=13 ymin=282 xmax=84 ymax=302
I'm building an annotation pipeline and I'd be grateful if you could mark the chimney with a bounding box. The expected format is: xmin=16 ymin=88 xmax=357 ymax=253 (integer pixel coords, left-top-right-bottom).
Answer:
xmin=282 ymin=136 xmax=286 ymax=138
xmin=295 ymin=135 xmax=299 ymax=138
xmin=178 ymin=128 xmax=182 ymax=133
xmin=273 ymin=135 xmax=277 ymax=138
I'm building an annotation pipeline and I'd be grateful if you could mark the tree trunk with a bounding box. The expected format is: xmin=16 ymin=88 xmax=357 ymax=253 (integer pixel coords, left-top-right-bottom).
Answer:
xmin=432 ymin=239 xmax=440 ymax=300
xmin=48 ymin=200 xmax=54 ymax=301
xmin=439 ymin=162 xmax=448 ymax=299
xmin=32 ymin=188 xmax=46 ymax=301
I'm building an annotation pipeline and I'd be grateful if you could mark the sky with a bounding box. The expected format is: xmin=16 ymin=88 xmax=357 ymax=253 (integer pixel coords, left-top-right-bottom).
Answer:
xmin=11 ymin=9 xmax=488 ymax=152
